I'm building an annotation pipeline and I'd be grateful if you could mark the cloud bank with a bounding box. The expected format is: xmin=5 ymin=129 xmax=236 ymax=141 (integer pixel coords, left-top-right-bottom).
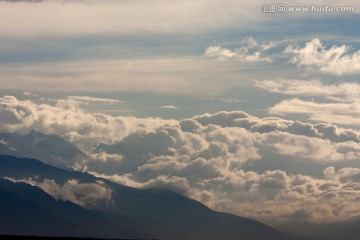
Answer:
xmin=0 ymin=95 xmax=176 ymax=150
xmin=2 ymin=95 xmax=360 ymax=233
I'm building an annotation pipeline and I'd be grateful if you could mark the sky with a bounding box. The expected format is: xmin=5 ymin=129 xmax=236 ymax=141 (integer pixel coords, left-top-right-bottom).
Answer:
xmin=0 ymin=0 xmax=360 ymax=238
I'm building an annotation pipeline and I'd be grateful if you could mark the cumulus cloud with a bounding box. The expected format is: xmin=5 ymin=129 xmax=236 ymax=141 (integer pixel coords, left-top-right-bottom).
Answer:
xmin=2 ymin=96 xmax=360 ymax=231
xmin=102 ymin=165 xmax=360 ymax=225
xmin=204 ymin=36 xmax=274 ymax=62
xmin=4 ymin=177 xmax=114 ymax=208
xmin=80 ymin=111 xmax=360 ymax=227
xmin=221 ymin=168 xmax=360 ymax=224
xmin=284 ymin=38 xmax=360 ymax=75
xmin=261 ymin=131 xmax=350 ymax=161
xmin=192 ymin=111 xmax=360 ymax=142
xmin=324 ymin=167 xmax=360 ymax=183
xmin=0 ymin=95 xmax=176 ymax=151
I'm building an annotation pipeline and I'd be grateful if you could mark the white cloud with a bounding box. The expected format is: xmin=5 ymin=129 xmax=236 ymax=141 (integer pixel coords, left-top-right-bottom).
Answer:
xmin=3 ymin=96 xmax=360 ymax=229
xmin=261 ymin=131 xmax=351 ymax=162
xmin=160 ymin=105 xmax=180 ymax=110
xmin=324 ymin=167 xmax=360 ymax=183
xmin=255 ymin=79 xmax=360 ymax=127
xmin=255 ymin=79 xmax=360 ymax=102
xmin=269 ymin=98 xmax=360 ymax=126
xmin=0 ymin=139 xmax=16 ymax=151
xmin=0 ymin=95 xmax=176 ymax=151
xmin=192 ymin=111 xmax=360 ymax=142
xmin=240 ymin=36 xmax=277 ymax=51
xmin=285 ymin=38 xmax=360 ymax=75
xmin=22 ymin=91 xmax=40 ymax=97
xmin=66 ymin=96 xmax=122 ymax=105
xmin=79 ymin=111 xmax=360 ymax=227
xmin=203 ymin=97 xmax=243 ymax=103
xmin=204 ymin=36 xmax=274 ymax=62
xmin=204 ymin=46 xmax=237 ymax=60
xmin=4 ymin=177 xmax=114 ymax=208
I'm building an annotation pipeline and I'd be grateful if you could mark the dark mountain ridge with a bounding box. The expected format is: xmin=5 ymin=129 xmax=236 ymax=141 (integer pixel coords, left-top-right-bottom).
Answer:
xmin=0 ymin=154 xmax=308 ymax=240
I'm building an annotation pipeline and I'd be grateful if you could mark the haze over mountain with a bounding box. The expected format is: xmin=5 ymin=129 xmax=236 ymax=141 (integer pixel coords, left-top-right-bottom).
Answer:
xmin=1 ymin=119 xmax=360 ymax=240
xmin=0 ymin=130 xmax=87 ymax=169
xmin=0 ymin=154 xmax=308 ymax=240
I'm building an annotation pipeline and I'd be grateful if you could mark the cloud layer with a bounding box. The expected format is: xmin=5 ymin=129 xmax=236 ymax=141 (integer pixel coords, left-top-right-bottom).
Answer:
xmin=255 ymin=79 xmax=360 ymax=126
xmin=0 ymin=95 xmax=176 ymax=150
xmin=1 ymin=95 xmax=360 ymax=233
xmin=0 ymin=0 xmax=357 ymax=42
xmin=0 ymin=0 xmax=261 ymax=37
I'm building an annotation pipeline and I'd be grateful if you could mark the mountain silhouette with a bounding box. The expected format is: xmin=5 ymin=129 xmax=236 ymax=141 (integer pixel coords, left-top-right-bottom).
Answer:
xmin=0 ymin=154 xmax=308 ymax=240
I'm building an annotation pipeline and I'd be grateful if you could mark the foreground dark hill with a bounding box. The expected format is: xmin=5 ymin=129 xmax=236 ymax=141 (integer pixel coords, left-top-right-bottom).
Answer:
xmin=0 ymin=188 xmax=78 ymax=237
xmin=0 ymin=179 xmax=142 ymax=239
xmin=0 ymin=155 xmax=307 ymax=240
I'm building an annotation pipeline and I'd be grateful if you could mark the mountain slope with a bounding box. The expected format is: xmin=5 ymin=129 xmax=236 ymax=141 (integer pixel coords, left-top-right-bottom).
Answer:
xmin=0 ymin=155 xmax=308 ymax=240
xmin=0 ymin=179 xmax=144 ymax=239
xmin=0 ymin=188 xmax=78 ymax=237
xmin=0 ymin=130 xmax=87 ymax=169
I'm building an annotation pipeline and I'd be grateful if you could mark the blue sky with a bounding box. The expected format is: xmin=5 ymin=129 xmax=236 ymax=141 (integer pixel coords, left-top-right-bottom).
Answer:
xmin=0 ymin=0 xmax=359 ymax=124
